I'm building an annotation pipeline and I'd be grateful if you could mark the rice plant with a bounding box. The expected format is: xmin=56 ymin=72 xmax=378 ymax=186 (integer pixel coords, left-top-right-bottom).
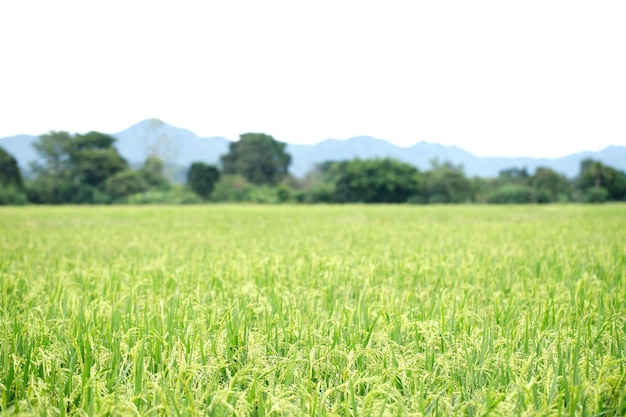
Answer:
xmin=0 ymin=205 xmax=624 ymax=416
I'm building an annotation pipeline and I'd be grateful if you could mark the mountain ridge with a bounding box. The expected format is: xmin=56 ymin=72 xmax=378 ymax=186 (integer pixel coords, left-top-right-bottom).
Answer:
xmin=1 ymin=119 xmax=624 ymax=179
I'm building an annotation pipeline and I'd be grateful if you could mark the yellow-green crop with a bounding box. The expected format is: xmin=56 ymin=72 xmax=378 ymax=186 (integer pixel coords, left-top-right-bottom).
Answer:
xmin=1 ymin=205 xmax=625 ymax=416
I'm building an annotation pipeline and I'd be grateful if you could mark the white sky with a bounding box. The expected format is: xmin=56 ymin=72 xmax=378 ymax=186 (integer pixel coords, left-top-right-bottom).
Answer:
xmin=1 ymin=1 xmax=625 ymax=158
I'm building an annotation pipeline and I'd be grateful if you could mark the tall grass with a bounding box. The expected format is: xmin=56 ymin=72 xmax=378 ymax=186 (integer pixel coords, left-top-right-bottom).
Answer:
xmin=0 ymin=205 xmax=625 ymax=416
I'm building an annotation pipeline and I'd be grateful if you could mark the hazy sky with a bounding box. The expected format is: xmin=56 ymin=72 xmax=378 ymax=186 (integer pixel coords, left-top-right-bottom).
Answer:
xmin=1 ymin=1 xmax=625 ymax=157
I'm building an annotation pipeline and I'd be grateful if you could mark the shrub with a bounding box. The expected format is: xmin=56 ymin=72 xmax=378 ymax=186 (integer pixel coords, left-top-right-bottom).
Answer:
xmin=487 ymin=184 xmax=535 ymax=204
xmin=105 ymin=170 xmax=149 ymax=200
xmin=406 ymin=195 xmax=427 ymax=205
xmin=211 ymin=175 xmax=255 ymax=202
xmin=584 ymin=187 xmax=609 ymax=203
xmin=0 ymin=185 xmax=28 ymax=205
xmin=428 ymin=194 xmax=450 ymax=204
xmin=127 ymin=185 xmax=202 ymax=205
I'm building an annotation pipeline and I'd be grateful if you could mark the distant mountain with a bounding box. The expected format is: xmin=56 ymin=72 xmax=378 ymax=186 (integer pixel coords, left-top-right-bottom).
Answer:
xmin=287 ymin=138 xmax=477 ymax=177
xmin=113 ymin=119 xmax=231 ymax=167
xmin=0 ymin=134 xmax=39 ymax=169
xmin=289 ymin=137 xmax=626 ymax=178
xmin=1 ymin=119 xmax=625 ymax=179
xmin=0 ymin=120 xmax=231 ymax=178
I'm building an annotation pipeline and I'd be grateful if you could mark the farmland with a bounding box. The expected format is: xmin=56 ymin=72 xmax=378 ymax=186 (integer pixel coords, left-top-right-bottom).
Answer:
xmin=0 ymin=205 xmax=625 ymax=416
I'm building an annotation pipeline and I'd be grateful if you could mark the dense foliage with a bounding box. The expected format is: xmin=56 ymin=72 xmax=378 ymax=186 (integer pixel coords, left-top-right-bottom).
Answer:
xmin=315 ymin=158 xmax=421 ymax=203
xmin=187 ymin=162 xmax=220 ymax=200
xmin=578 ymin=159 xmax=626 ymax=202
xmin=1 ymin=206 xmax=625 ymax=415
xmin=220 ymin=133 xmax=291 ymax=186
xmin=0 ymin=146 xmax=24 ymax=189
xmin=27 ymin=131 xmax=129 ymax=204
xmin=0 ymin=146 xmax=27 ymax=204
xmin=1 ymin=130 xmax=626 ymax=204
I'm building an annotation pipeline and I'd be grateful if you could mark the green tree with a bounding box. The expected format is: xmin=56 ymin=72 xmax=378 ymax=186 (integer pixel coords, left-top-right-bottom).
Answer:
xmin=294 ymin=165 xmax=337 ymax=203
xmin=211 ymin=175 xmax=255 ymax=202
xmin=498 ymin=167 xmax=530 ymax=184
xmin=139 ymin=155 xmax=170 ymax=190
xmin=220 ymin=133 xmax=291 ymax=185
xmin=69 ymin=132 xmax=128 ymax=188
xmin=29 ymin=131 xmax=73 ymax=203
xmin=584 ymin=187 xmax=609 ymax=203
xmin=187 ymin=162 xmax=220 ymax=199
xmin=423 ymin=160 xmax=471 ymax=203
xmin=104 ymin=170 xmax=149 ymax=200
xmin=29 ymin=131 xmax=128 ymax=203
xmin=0 ymin=146 xmax=24 ymax=189
xmin=579 ymin=159 xmax=606 ymax=189
xmin=326 ymin=158 xmax=422 ymax=203
xmin=0 ymin=146 xmax=28 ymax=205
xmin=487 ymin=184 xmax=536 ymax=204
xmin=578 ymin=159 xmax=626 ymax=201
xmin=530 ymin=167 xmax=572 ymax=202
xmin=468 ymin=177 xmax=493 ymax=204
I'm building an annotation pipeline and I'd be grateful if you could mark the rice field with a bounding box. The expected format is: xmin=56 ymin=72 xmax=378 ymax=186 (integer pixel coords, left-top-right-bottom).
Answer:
xmin=0 ymin=205 xmax=625 ymax=416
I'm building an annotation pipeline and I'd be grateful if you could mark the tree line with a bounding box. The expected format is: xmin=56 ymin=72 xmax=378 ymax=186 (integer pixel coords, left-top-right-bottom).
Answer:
xmin=1 ymin=131 xmax=625 ymax=205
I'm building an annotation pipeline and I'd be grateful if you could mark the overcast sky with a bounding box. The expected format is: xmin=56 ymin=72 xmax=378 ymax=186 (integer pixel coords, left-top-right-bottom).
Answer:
xmin=1 ymin=1 xmax=625 ymax=157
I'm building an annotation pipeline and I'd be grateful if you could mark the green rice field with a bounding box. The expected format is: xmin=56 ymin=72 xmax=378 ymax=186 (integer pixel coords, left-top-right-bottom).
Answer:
xmin=1 ymin=205 xmax=625 ymax=416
